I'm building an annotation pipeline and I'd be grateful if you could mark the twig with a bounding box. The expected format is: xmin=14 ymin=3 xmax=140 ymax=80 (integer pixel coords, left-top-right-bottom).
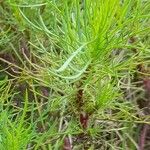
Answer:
xmin=138 ymin=124 xmax=149 ymax=150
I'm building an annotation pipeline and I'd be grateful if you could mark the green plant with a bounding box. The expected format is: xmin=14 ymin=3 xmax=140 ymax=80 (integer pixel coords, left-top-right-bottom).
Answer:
xmin=0 ymin=0 xmax=150 ymax=149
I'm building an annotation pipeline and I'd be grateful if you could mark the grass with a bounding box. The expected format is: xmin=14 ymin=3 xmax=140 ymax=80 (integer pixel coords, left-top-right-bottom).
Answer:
xmin=0 ymin=0 xmax=150 ymax=149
